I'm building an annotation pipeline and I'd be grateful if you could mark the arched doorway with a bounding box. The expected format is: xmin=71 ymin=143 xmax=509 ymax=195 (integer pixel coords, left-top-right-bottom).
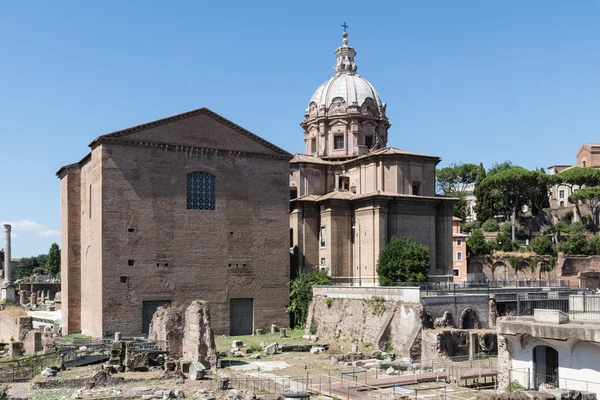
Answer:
xmin=460 ymin=308 xmax=479 ymax=329
xmin=493 ymin=262 xmax=507 ymax=282
xmin=533 ymin=345 xmax=559 ymax=388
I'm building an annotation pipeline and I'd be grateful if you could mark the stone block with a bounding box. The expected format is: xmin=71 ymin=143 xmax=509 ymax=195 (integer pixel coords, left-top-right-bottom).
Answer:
xmin=189 ymin=361 xmax=206 ymax=380
xmin=534 ymin=309 xmax=569 ymax=325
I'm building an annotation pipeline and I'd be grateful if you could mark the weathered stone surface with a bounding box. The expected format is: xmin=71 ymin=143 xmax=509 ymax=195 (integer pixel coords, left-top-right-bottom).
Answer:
xmin=189 ymin=361 xmax=206 ymax=380
xmin=182 ymin=301 xmax=217 ymax=369
xmin=149 ymin=304 xmax=185 ymax=357
xmin=264 ymin=343 xmax=278 ymax=355
xmin=310 ymin=346 xmax=326 ymax=354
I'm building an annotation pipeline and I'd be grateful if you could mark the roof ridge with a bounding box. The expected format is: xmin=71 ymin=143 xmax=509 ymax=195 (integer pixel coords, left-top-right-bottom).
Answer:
xmin=89 ymin=107 xmax=290 ymax=156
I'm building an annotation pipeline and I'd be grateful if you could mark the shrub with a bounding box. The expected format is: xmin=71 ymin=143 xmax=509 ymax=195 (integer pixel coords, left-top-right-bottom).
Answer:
xmin=287 ymin=269 xmax=332 ymax=328
xmin=309 ymin=324 xmax=317 ymax=335
xmin=482 ymin=219 xmax=499 ymax=232
xmin=376 ymin=235 xmax=429 ymax=285
xmin=250 ymin=343 xmax=263 ymax=352
xmin=326 ymin=297 xmax=334 ymax=308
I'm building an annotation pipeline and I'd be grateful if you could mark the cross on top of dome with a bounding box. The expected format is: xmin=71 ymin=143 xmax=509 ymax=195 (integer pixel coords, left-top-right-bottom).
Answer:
xmin=334 ymin=24 xmax=357 ymax=74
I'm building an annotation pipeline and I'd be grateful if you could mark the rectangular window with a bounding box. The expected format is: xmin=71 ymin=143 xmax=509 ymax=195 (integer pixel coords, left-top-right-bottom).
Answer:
xmin=334 ymin=135 xmax=344 ymax=150
xmin=187 ymin=172 xmax=216 ymax=210
xmin=412 ymin=184 xmax=420 ymax=196
xmin=128 ymin=260 xmax=135 ymax=266
xmin=320 ymin=226 xmax=326 ymax=248
xmin=311 ymin=138 xmax=316 ymax=154
xmin=457 ymin=252 xmax=462 ymax=261
xmin=365 ymin=135 xmax=374 ymax=148
xmin=453 ymin=269 xmax=460 ymax=277
xmin=457 ymin=239 xmax=462 ymax=246
xmin=321 ymin=258 xmax=326 ymax=266
xmin=559 ymin=190 xmax=565 ymax=199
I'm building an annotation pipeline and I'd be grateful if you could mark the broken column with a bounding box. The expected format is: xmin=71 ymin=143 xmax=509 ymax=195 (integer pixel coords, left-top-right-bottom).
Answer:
xmin=149 ymin=304 xmax=184 ymax=357
xmin=182 ymin=300 xmax=217 ymax=369
xmin=30 ymin=292 xmax=37 ymax=307
xmin=3 ymin=224 xmax=11 ymax=283
xmin=19 ymin=290 xmax=27 ymax=305
xmin=2 ymin=224 xmax=15 ymax=303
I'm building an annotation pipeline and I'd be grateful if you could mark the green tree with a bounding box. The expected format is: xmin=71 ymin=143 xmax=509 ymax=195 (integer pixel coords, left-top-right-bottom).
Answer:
xmin=478 ymin=167 xmax=541 ymax=241
xmin=46 ymin=243 xmax=61 ymax=277
xmin=487 ymin=161 xmax=514 ymax=176
xmin=436 ymin=162 xmax=479 ymax=220
xmin=287 ymin=269 xmax=331 ymax=328
xmin=376 ymin=235 xmax=430 ymax=286
xmin=555 ymin=167 xmax=600 ymax=222
xmin=569 ymin=186 xmax=600 ymax=233
xmin=589 ymin=236 xmax=600 ymax=255
xmin=531 ymin=235 xmax=554 ymax=256
xmin=466 ymin=228 xmax=491 ymax=256
xmin=559 ymin=224 xmax=589 ymax=255
xmin=474 ymin=163 xmax=496 ymax=222
xmin=482 ymin=219 xmax=499 ymax=232
xmin=494 ymin=231 xmax=516 ymax=252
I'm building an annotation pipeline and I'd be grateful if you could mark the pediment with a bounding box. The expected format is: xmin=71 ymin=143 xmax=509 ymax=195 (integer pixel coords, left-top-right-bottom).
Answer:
xmin=92 ymin=108 xmax=289 ymax=157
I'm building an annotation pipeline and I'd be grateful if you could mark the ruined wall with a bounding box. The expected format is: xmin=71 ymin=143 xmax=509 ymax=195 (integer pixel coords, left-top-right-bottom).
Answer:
xmin=420 ymin=329 xmax=497 ymax=361
xmin=23 ymin=330 xmax=42 ymax=354
xmin=421 ymin=295 xmax=490 ymax=329
xmin=558 ymin=254 xmax=600 ymax=287
xmin=306 ymin=295 xmax=423 ymax=356
xmin=182 ymin=300 xmax=217 ymax=368
xmin=0 ymin=311 xmax=33 ymax=343
xmin=148 ymin=304 xmax=184 ymax=357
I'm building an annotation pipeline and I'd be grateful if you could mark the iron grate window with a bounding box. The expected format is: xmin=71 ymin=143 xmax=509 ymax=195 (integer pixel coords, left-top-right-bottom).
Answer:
xmin=187 ymin=172 xmax=216 ymax=210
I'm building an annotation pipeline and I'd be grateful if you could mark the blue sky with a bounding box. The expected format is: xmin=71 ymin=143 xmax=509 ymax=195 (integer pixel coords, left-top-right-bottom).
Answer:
xmin=1 ymin=1 xmax=600 ymax=257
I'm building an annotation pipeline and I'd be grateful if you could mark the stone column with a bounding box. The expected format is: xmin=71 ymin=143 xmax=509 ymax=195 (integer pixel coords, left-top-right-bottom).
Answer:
xmin=3 ymin=224 xmax=11 ymax=283
xmin=19 ymin=290 xmax=27 ymax=305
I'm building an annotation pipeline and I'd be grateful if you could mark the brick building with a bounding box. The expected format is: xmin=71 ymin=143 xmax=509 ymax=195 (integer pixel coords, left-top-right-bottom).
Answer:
xmin=289 ymin=31 xmax=456 ymax=284
xmin=57 ymin=108 xmax=291 ymax=337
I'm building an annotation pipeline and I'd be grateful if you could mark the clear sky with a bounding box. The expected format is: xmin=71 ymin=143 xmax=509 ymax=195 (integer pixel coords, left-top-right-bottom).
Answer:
xmin=1 ymin=1 xmax=600 ymax=257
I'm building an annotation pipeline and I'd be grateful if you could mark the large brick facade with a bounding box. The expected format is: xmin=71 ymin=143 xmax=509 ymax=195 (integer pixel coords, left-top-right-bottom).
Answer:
xmin=58 ymin=108 xmax=291 ymax=337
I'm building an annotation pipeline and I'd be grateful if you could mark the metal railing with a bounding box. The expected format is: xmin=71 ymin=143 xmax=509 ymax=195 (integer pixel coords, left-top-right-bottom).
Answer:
xmin=509 ymin=368 xmax=600 ymax=394
xmin=0 ymin=351 xmax=59 ymax=383
xmin=569 ymin=294 xmax=600 ymax=321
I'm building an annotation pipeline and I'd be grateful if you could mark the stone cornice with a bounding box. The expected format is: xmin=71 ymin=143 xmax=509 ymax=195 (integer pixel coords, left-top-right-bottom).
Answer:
xmin=89 ymin=107 xmax=291 ymax=157
xmin=94 ymin=138 xmax=292 ymax=160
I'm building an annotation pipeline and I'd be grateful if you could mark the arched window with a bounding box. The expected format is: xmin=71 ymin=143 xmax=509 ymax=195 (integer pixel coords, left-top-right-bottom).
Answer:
xmin=187 ymin=172 xmax=216 ymax=210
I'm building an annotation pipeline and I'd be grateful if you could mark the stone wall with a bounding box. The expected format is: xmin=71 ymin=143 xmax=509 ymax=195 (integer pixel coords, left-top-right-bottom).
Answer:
xmin=420 ymin=329 xmax=497 ymax=361
xmin=558 ymin=254 xmax=600 ymax=287
xmin=148 ymin=304 xmax=184 ymax=357
xmin=306 ymin=295 xmax=423 ymax=357
xmin=23 ymin=330 xmax=42 ymax=354
xmin=0 ymin=310 xmax=33 ymax=343
xmin=421 ymin=295 xmax=490 ymax=329
xmin=182 ymin=300 xmax=217 ymax=368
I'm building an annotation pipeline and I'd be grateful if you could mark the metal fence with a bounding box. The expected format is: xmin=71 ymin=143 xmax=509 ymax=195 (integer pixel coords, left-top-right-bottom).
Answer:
xmin=569 ymin=294 xmax=600 ymax=321
xmin=509 ymin=368 xmax=600 ymax=394
xmin=0 ymin=351 xmax=59 ymax=383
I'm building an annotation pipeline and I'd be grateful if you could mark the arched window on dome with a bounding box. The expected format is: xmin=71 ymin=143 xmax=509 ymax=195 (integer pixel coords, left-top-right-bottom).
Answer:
xmin=187 ymin=172 xmax=216 ymax=210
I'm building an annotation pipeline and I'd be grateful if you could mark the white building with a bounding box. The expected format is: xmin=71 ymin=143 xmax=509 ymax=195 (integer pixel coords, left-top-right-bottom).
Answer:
xmin=497 ymin=298 xmax=600 ymax=396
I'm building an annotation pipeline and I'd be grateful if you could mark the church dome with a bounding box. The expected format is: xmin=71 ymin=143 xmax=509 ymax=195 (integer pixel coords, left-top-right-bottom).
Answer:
xmin=302 ymin=29 xmax=390 ymax=159
xmin=309 ymin=73 xmax=383 ymax=110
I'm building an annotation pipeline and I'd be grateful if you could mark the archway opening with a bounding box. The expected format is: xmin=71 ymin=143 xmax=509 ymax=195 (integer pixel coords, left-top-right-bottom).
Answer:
xmin=533 ymin=345 xmax=559 ymax=389
xmin=461 ymin=308 xmax=479 ymax=329
xmin=492 ymin=262 xmax=507 ymax=282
